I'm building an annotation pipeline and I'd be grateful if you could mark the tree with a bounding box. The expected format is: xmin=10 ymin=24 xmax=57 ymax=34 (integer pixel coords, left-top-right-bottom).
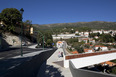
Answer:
xmin=23 ymin=20 xmax=32 ymax=35
xmin=46 ymin=39 xmax=53 ymax=47
xmin=65 ymin=37 xmax=78 ymax=44
xmin=111 ymin=67 xmax=116 ymax=74
xmin=0 ymin=8 xmax=22 ymax=32
xmin=114 ymin=35 xmax=116 ymax=41
xmin=37 ymin=31 xmax=53 ymax=47
xmin=84 ymin=44 xmax=90 ymax=48
xmin=44 ymin=32 xmax=53 ymax=47
xmin=99 ymin=34 xmax=115 ymax=43
xmin=74 ymin=45 xmax=84 ymax=53
xmin=37 ymin=32 xmax=43 ymax=46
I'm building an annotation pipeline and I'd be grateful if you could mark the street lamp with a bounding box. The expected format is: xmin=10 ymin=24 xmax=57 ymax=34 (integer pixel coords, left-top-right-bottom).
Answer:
xmin=20 ymin=8 xmax=24 ymax=56
xmin=0 ymin=21 xmax=4 ymax=49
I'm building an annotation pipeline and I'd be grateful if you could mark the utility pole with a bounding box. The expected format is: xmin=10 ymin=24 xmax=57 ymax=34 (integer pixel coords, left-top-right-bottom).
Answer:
xmin=20 ymin=8 xmax=24 ymax=56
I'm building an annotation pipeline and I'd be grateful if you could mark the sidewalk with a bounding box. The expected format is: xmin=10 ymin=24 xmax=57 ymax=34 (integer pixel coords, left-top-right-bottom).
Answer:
xmin=37 ymin=48 xmax=72 ymax=77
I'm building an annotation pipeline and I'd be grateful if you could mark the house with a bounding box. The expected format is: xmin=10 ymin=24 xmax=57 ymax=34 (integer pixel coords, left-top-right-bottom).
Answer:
xmin=79 ymin=32 xmax=84 ymax=36
xmin=71 ymin=51 xmax=79 ymax=54
xmin=56 ymin=41 xmax=63 ymax=48
xmin=84 ymin=32 xmax=89 ymax=37
xmin=84 ymin=49 xmax=94 ymax=53
xmin=92 ymin=30 xmax=103 ymax=34
xmin=83 ymin=38 xmax=89 ymax=43
xmin=52 ymin=34 xmax=75 ymax=40
xmin=94 ymin=36 xmax=99 ymax=39
xmin=100 ymin=61 xmax=116 ymax=67
xmin=78 ymin=38 xmax=95 ymax=44
xmin=89 ymin=39 xmax=95 ymax=44
xmin=75 ymin=31 xmax=79 ymax=34
xmin=103 ymin=30 xmax=109 ymax=34
xmin=94 ymin=45 xmax=108 ymax=51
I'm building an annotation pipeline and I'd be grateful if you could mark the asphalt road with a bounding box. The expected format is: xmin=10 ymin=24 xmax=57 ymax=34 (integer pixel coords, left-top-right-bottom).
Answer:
xmin=0 ymin=46 xmax=43 ymax=59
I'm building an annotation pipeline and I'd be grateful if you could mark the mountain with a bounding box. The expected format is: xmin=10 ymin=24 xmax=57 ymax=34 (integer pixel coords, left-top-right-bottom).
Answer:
xmin=38 ymin=21 xmax=116 ymax=30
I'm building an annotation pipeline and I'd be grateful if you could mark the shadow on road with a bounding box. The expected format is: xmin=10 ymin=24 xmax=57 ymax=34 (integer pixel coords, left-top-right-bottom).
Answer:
xmin=53 ymin=61 xmax=64 ymax=67
xmin=0 ymin=48 xmax=20 ymax=52
xmin=0 ymin=57 xmax=29 ymax=76
xmin=37 ymin=61 xmax=64 ymax=77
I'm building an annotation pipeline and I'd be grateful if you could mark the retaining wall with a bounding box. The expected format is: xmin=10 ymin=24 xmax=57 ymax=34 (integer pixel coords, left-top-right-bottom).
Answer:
xmin=1 ymin=48 xmax=56 ymax=77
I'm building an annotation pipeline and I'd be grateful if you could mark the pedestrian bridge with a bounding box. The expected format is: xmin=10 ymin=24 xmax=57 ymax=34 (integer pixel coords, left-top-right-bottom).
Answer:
xmin=64 ymin=50 xmax=116 ymax=68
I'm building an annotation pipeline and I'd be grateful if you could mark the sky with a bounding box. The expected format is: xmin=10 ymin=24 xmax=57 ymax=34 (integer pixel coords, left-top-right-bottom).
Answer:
xmin=0 ymin=0 xmax=116 ymax=24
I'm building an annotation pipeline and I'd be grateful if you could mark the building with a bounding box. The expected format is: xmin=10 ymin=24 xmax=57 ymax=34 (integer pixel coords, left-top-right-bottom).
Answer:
xmin=75 ymin=31 xmax=79 ymax=34
xmin=71 ymin=51 xmax=79 ymax=54
xmin=94 ymin=36 xmax=99 ymax=39
xmin=89 ymin=39 xmax=95 ymax=44
xmin=78 ymin=38 xmax=95 ymax=44
xmin=94 ymin=45 xmax=108 ymax=51
xmin=84 ymin=32 xmax=89 ymax=37
xmin=92 ymin=30 xmax=103 ymax=34
xmin=56 ymin=41 xmax=63 ymax=48
xmin=100 ymin=61 xmax=116 ymax=67
xmin=52 ymin=34 xmax=75 ymax=40
xmin=84 ymin=49 xmax=94 ymax=53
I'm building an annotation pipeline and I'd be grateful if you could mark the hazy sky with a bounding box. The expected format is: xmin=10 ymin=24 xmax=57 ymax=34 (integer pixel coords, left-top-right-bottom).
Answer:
xmin=0 ymin=0 xmax=116 ymax=24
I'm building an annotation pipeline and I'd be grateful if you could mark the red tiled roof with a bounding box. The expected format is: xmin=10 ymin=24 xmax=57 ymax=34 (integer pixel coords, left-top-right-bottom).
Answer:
xmin=101 ymin=61 xmax=116 ymax=66
xmin=71 ymin=51 xmax=79 ymax=54
xmin=57 ymin=41 xmax=62 ymax=44
xmin=84 ymin=49 xmax=93 ymax=52
xmin=83 ymin=38 xmax=89 ymax=40
xmin=95 ymin=45 xmax=107 ymax=47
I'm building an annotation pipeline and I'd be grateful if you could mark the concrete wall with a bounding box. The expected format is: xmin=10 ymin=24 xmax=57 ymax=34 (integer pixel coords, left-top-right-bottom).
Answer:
xmin=69 ymin=61 xmax=116 ymax=77
xmin=2 ymin=48 xmax=56 ymax=77
xmin=63 ymin=47 xmax=69 ymax=68
xmin=64 ymin=59 xmax=69 ymax=68
xmin=71 ymin=52 xmax=116 ymax=69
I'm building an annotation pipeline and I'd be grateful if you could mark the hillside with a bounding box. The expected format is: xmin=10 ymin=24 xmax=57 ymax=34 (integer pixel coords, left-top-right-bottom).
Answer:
xmin=38 ymin=21 xmax=116 ymax=30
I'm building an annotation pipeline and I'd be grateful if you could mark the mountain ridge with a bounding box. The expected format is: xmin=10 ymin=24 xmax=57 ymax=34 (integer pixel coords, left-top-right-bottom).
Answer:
xmin=32 ymin=21 xmax=116 ymax=30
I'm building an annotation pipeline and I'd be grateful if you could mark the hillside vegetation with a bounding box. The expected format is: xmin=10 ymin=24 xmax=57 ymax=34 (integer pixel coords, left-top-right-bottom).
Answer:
xmin=32 ymin=21 xmax=116 ymax=35
xmin=40 ymin=21 xmax=116 ymax=30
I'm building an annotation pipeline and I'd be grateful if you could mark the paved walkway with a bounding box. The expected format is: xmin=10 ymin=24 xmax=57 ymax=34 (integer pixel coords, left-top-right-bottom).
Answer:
xmin=37 ymin=48 xmax=72 ymax=77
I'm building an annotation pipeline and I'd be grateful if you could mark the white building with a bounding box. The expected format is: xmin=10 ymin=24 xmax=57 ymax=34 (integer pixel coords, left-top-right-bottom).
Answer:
xmin=75 ymin=31 xmax=79 ymax=34
xmin=94 ymin=36 xmax=99 ymax=39
xmin=92 ymin=30 xmax=103 ymax=34
xmin=56 ymin=41 xmax=63 ymax=48
xmin=56 ymin=41 xmax=67 ymax=48
xmin=52 ymin=34 xmax=75 ymax=40
xmin=84 ymin=32 xmax=89 ymax=37
xmin=94 ymin=45 xmax=108 ymax=51
xmin=84 ymin=49 xmax=94 ymax=53
xmin=103 ymin=30 xmax=109 ymax=34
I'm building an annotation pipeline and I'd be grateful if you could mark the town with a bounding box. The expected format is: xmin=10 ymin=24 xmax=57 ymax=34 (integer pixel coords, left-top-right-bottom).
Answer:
xmin=54 ymin=29 xmax=116 ymax=74
xmin=1 ymin=0 xmax=116 ymax=77
xmin=55 ymin=29 xmax=116 ymax=53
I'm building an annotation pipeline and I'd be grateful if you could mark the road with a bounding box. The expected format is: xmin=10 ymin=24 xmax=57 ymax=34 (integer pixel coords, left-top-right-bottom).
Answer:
xmin=0 ymin=44 xmax=43 ymax=59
